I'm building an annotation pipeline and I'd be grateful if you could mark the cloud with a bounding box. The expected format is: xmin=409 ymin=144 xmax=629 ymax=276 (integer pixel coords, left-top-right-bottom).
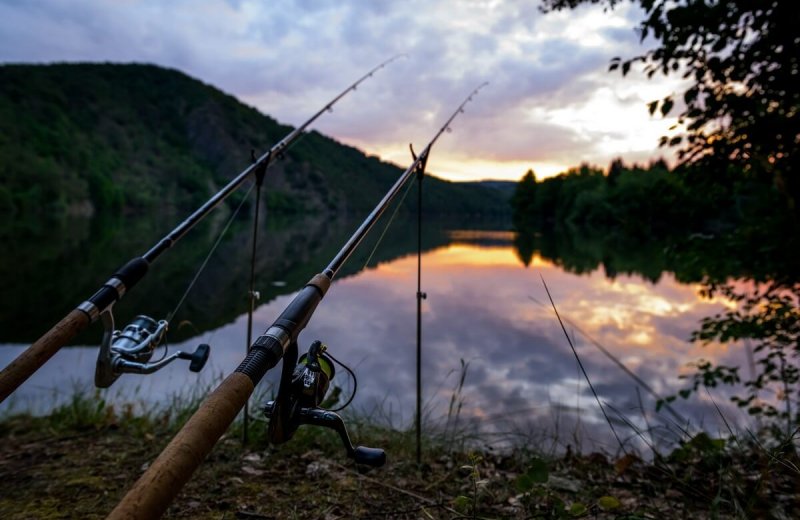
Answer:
xmin=0 ymin=0 xmax=679 ymax=180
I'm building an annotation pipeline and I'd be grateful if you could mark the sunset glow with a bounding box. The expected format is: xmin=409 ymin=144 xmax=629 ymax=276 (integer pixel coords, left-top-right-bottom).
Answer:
xmin=0 ymin=0 xmax=681 ymax=182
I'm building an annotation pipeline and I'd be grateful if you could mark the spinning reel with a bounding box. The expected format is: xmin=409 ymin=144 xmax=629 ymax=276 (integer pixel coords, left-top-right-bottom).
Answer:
xmin=263 ymin=340 xmax=385 ymax=467
xmin=95 ymin=313 xmax=210 ymax=388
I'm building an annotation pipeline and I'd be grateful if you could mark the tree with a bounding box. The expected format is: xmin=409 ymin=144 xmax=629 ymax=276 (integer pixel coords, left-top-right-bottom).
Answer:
xmin=607 ymin=157 xmax=625 ymax=186
xmin=511 ymin=169 xmax=539 ymax=229
xmin=542 ymin=0 xmax=800 ymax=219
xmin=543 ymin=0 xmax=800 ymax=439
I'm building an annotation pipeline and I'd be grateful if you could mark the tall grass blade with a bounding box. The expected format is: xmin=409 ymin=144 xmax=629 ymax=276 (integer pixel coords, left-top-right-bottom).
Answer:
xmin=539 ymin=274 xmax=627 ymax=455
xmin=528 ymin=294 xmax=690 ymax=427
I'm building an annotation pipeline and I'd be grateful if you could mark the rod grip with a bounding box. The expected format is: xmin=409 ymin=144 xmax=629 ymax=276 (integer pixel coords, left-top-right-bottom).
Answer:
xmin=0 ymin=308 xmax=90 ymax=403
xmin=107 ymin=372 xmax=254 ymax=520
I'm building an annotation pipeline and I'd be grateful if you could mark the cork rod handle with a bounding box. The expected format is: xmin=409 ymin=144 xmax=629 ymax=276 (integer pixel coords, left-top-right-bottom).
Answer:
xmin=0 ymin=309 xmax=90 ymax=403
xmin=107 ymin=372 xmax=254 ymax=520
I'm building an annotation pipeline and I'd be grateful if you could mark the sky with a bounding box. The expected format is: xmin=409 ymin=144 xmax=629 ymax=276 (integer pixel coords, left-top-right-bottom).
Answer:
xmin=0 ymin=0 xmax=688 ymax=182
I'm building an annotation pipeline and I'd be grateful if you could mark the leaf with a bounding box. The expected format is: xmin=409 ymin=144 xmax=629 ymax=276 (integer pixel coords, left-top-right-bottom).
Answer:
xmin=598 ymin=495 xmax=621 ymax=510
xmin=569 ymin=502 xmax=588 ymax=516
xmin=453 ymin=495 xmax=470 ymax=513
xmin=526 ymin=458 xmax=549 ymax=483
xmin=515 ymin=474 xmax=535 ymax=493
xmin=660 ymin=97 xmax=674 ymax=116
xmin=614 ymin=453 xmax=639 ymax=475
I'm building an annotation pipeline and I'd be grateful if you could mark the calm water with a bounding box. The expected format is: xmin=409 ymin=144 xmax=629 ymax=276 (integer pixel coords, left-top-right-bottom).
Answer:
xmin=0 ymin=213 xmax=751 ymax=453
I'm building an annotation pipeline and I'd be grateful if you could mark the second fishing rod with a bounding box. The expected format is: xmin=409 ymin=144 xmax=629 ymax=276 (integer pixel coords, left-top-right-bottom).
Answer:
xmin=107 ymin=83 xmax=487 ymax=520
xmin=0 ymin=55 xmax=403 ymax=403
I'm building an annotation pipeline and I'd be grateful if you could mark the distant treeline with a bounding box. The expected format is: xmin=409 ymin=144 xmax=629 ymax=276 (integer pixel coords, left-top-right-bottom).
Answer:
xmin=511 ymin=158 xmax=790 ymax=238
xmin=511 ymin=158 xmax=799 ymax=284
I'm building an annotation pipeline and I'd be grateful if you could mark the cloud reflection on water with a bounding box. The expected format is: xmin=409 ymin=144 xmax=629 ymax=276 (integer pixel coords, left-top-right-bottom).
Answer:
xmin=0 ymin=232 xmax=751 ymax=453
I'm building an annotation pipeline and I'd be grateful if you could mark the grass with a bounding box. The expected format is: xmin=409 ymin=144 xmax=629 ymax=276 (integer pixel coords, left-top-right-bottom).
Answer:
xmin=0 ymin=325 xmax=796 ymax=519
xmin=1 ymin=293 xmax=797 ymax=519
xmin=1 ymin=375 xmax=798 ymax=519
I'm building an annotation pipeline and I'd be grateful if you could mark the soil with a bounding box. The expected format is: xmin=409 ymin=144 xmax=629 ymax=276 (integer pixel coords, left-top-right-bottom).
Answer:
xmin=0 ymin=414 xmax=797 ymax=519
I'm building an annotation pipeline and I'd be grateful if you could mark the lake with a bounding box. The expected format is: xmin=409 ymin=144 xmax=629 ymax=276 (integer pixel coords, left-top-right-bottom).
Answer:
xmin=0 ymin=211 xmax=755 ymax=454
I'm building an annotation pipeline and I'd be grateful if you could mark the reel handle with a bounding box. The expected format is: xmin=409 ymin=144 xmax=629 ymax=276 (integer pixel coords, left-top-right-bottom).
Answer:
xmin=264 ymin=402 xmax=386 ymax=468
xmin=353 ymin=446 xmax=387 ymax=467
xmin=178 ymin=343 xmax=210 ymax=372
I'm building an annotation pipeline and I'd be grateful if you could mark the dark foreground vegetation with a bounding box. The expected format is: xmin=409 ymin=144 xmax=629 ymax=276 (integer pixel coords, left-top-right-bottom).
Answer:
xmin=515 ymin=0 xmax=800 ymax=478
xmin=1 ymin=392 xmax=798 ymax=519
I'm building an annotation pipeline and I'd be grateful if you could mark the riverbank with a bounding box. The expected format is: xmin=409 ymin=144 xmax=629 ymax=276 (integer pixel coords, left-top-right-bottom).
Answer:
xmin=1 ymin=393 xmax=797 ymax=519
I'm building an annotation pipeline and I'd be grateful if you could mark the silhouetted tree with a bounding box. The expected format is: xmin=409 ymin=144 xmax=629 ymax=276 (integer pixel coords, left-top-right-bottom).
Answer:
xmin=511 ymin=169 xmax=538 ymax=229
xmin=607 ymin=157 xmax=625 ymax=186
xmin=542 ymin=0 xmax=800 ymax=219
xmin=649 ymin=157 xmax=669 ymax=172
xmin=513 ymin=232 xmax=535 ymax=267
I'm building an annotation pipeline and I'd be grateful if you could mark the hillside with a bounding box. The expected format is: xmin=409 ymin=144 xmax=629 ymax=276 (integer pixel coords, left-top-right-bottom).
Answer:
xmin=0 ymin=63 xmax=510 ymax=218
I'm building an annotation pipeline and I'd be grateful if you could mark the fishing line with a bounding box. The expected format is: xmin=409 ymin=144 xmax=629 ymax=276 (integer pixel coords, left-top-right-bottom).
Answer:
xmin=108 ymin=85 xmax=488 ymax=519
xmin=0 ymin=57 xmax=411 ymax=408
xmin=326 ymin=351 xmax=358 ymax=412
xmin=360 ymin=175 xmax=417 ymax=270
xmin=167 ymin=182 xmax=256 ymax=323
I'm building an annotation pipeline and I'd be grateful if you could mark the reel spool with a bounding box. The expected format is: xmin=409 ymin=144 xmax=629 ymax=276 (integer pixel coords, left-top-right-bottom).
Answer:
xmin=263 ymin=340 xmax=385 ymax=467
xmin=295 ymin=340 xmax=335 ymax=408
xmin=95 ymin=314 xmax=210 ymax=388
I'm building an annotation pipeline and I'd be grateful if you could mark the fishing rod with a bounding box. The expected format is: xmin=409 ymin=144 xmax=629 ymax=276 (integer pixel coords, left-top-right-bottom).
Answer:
xmin=107 ymin=83 xmax=488 ymax=520
xmin=0 ymin=55 xmax=403 ymax=402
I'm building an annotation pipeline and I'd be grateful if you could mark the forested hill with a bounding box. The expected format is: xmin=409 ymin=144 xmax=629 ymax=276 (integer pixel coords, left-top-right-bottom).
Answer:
xmin=0 ymin=63 xmax=510 ymax=218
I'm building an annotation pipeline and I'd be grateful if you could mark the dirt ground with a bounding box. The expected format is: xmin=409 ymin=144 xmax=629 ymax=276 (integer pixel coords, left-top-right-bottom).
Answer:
xmin=0 ymin=412 xmax=798 ymax=519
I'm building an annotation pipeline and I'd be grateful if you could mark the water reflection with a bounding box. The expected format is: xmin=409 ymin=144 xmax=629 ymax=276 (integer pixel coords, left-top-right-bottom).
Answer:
xmin=0 ymin=229 xmax=754 ymax=453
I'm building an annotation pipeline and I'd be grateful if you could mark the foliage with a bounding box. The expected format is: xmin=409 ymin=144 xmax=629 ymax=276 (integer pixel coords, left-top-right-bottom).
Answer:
xmin=541 ymin=0 xmax=800 ymax=216
xmin=511 ymin=169 xmax=538 ymax=230
xmin=453 ymin=453 xmax=488 ymax=518
xmin=2 ymin=387 xmax=800 ymax=518
xmin=0 ymin=63 xmax=509 ymax=220
xmin=511 ymin=156 xmax=800 ymax=441
xmin=510 ymin=157 xmax=740 ymax=238
xmin=670 ymin=282 xmax=800 ymax=438
xmin=510 ymin=155 xmax=797 ymax=281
